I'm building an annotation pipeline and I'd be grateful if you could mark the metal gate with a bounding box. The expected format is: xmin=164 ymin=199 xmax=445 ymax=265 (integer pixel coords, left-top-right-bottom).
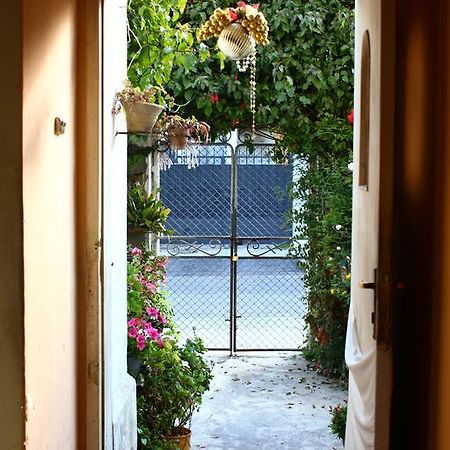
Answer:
xmin=159 ymin=133 xmax=306 ymax=352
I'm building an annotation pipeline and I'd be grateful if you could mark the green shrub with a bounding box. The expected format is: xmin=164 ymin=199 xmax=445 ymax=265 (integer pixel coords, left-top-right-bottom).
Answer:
xmin=126 ymin=246 xmax=212 ymax=450
xmin=330 ymin=403 xmax=348 ymax=443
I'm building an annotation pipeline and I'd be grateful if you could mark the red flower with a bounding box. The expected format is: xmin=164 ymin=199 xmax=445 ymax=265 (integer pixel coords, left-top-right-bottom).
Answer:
xmin=318 ymin=327 xmax=329 ymax=346
xmin=229 ymin=8 xmax=239 ymax=21
xmin=210 ymin=93 xmax=219 ymax=104
xmin=237 ymin=1 xmax=247 ymax=9
xmin=347 ymin=109 xmax=354 ymax=124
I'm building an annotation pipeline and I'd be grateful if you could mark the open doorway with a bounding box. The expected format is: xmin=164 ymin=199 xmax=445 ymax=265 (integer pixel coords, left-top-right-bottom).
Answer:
xmin=118 ymin=0 xmax=395 ymax=449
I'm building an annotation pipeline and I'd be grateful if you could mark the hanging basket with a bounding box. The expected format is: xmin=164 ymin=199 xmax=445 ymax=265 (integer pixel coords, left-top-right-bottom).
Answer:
xmin=124 ymin=101 xmax=164 ymax=133
xmin=217 ymin=23 xmax=255 ymax=60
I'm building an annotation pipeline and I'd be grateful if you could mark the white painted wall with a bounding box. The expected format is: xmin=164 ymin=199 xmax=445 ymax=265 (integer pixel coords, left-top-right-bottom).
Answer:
xmin=103 ymin=1 xmax=137 ymax=448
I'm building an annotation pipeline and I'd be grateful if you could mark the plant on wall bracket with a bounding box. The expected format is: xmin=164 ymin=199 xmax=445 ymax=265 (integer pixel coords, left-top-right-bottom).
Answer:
xmin=127 ymin=184 xmax=172 ymax=235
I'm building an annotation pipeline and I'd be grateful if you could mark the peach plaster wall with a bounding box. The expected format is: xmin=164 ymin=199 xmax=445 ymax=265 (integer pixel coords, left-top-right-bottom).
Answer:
xmin=22 ymin=0 xmax=78 ymax=448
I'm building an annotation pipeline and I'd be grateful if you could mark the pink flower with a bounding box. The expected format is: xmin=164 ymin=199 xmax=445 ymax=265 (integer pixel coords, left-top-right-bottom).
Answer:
xmin=138 ymin=276 xmax=157 ymax=293
xmin=148 ymin=327 xmax=161 ymax=341
xmin=146 ymin=306 xmax=160 ymax=318
xmin=128 ymin=327 xmax=138 ymax=338
xmin=158 ymin=313 xmax=168 ymax=324
xmin=136 ymin=334 xmax=146 ymax=351
xmin=128 ymin=318 xmax=138 ymax=327
xmin=157 ymin=338 xmax=164 ymax=348
xmin=131 ymin=247 xmax=143 ymax=256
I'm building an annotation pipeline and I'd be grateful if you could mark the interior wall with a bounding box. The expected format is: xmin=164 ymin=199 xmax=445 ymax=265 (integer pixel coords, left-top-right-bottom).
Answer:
xmin=22 ymin=0 xmax=78 ymax=447
xmin=391 ymin=1 xmax=448 ymax=449
xmin=0 ymin=1 xmax=25 ymax=448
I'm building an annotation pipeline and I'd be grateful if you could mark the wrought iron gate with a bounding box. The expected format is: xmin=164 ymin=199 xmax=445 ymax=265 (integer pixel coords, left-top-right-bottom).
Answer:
xmin=159 ymin=133 xmax=306 ymax=352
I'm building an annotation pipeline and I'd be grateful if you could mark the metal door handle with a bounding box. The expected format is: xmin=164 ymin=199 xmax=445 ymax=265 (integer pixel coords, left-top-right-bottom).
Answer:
xmin=360 ymin=281 xmax=376 ymax=289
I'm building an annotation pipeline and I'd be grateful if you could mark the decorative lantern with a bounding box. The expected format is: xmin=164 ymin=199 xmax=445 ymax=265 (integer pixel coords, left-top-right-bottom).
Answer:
xmin=217 ymin=23 xmax=255 ymax=60
xmin=198 ymin=2 xmax=270 ymax=136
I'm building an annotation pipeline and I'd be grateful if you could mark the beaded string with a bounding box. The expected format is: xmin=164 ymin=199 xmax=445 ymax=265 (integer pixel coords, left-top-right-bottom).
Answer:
xmin=236 ymin=50 xmax=257 ymax=138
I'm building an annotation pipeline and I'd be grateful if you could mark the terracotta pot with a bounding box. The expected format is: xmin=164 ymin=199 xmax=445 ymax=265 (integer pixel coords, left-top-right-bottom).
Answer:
xmin=166 ymin=427 xmax=191 ymax=450
xmin=124 ymin=101 xmax=164 ymax=133
xmin=218 ymin=23 xmax=255 ymax=60
xmin=169 ymin=128 xmax=188 ymax=150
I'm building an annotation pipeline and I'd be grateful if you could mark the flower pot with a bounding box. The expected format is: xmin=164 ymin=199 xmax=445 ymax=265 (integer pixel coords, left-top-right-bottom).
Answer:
xmin=124 ymin=101 xmax=164 ymax=133
xmin=127 ymin=355 xmax=142 ymax=379
xmin=128 ymin=226 xmax=149 ymax=248
xmin=218 ymin=23 xmax=255 ymax=60
xmin=166 ymin=427 xmax=191 ymax=450
xmin=169 ymin=128 xmax=188 ymax=150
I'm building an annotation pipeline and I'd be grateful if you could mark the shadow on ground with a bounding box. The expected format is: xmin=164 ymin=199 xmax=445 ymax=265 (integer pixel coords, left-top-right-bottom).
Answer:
xmin=191 ymin=352 xmax=347 ymax=450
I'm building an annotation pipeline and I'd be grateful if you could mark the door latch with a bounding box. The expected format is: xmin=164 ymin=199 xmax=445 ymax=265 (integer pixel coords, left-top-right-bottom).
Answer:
xmin=360 ymin=269 xmax=378 ymax=339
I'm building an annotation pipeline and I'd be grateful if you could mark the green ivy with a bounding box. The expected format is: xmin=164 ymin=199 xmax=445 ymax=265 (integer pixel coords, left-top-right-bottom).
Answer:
xmin=167 ymin=0 xmax=354 ymax=141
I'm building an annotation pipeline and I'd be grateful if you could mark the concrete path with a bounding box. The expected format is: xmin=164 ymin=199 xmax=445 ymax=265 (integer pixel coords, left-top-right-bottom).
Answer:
xmin=191 ymin=352 xmax=347 ymax=450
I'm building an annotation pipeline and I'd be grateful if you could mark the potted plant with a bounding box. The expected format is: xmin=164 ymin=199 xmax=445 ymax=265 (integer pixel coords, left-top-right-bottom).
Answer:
xmin=114 ymin=79 xmax=175 ymax=133
xmin=126 ymin=246 xmax=213 ymax=450
xmin=127 ymin=246 xmax=173 ymax=378
xmin=137 ymin=336 xmax=213 ymax=450
xmin=127 ymin=184 xmax=172 ymax=247
xmin=153 ymin=114 xmax=210 ymax=150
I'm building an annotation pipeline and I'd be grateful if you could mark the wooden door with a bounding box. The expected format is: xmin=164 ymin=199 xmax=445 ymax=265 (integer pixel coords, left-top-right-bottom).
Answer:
xmin=345 ymin=1 xmax=395 ymax=449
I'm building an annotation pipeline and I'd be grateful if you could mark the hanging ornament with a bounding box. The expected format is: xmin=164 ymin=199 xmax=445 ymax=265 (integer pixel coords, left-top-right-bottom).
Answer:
xmin=198 ymin=2 xmax=270 ymax=137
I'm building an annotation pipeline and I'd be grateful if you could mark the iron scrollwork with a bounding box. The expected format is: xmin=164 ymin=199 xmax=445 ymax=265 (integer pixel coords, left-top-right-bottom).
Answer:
xmin=245 ymin=238 xmax=290 ymax=258
xmin=166 ymin=238 xmax=225 ymax=257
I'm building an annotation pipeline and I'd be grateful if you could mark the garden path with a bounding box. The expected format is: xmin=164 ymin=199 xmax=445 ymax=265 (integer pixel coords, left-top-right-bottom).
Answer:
xmin=191 ymin=352 xmax=347 ymax=450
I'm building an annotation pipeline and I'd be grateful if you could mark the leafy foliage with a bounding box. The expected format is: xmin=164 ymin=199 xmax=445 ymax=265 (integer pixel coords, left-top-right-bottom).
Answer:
xmin=128 ymin=0 xmax=218 ymax=91
xmin=127 ymin=185 xmax=172 ymax=235
xmin=127 ymin=246 xmax=213 ymax=450
xmin=294 ymin=121 xmax=353 ymax=379
xmin=167 ymin=0 xmax=354 ymax=142
xmin=330 ymin=403 xmax=348 ymax=443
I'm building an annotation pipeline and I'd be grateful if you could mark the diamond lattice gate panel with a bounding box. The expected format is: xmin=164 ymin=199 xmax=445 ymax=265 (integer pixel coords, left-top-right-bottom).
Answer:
xmin=234 ymin=144 xmax=306 ymax=351
xmin=159 ymin=136 xmax=307 ymax=351
xmin=160 ymin=143 xmax=233 ymax=350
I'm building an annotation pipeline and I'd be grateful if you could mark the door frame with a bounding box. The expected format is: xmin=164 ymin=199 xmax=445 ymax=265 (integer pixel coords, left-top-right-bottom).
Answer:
xmin=76 ymin=0 xmax=103 ymax=448
xmin=374 ymin=1 xmax=396 ymax=447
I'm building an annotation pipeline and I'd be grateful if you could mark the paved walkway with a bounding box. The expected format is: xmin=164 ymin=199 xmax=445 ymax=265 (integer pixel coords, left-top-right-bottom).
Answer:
xmin=191 ymin=352 xmax=347 ymax=450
